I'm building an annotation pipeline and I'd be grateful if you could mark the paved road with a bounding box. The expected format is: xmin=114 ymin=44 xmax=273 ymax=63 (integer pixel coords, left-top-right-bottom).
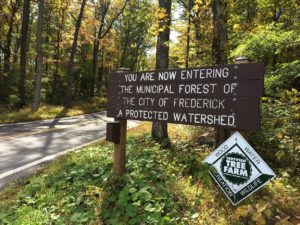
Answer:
xmin=0 ymin=112 xmax=140 ymax=188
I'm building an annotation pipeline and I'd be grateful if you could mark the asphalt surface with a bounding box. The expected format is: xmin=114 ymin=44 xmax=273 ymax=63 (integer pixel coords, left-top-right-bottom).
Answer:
xmin=0 ymin=112 xmax=140 ymax=188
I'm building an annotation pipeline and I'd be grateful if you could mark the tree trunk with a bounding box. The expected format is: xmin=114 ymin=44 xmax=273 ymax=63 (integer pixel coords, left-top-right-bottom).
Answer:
xmin=44 ymin=11 xmax=51 ymax=75
xmin=97 ymin=48 xmax=105 ymax=93
xmin=52 ymin=27 xmax=61 ymax=97
xmin=151 ymin=0 xmax=172 ymax=142
xmin=13 ymin=25 xmax=20 ymax=63
xmin=91 ymin=2 xmax=110 ymax=97
xmin=31 ymin=0 xmax=44 ymax=111
xmin=52 ymin=6 xmax=67 ymax=98
xmin=18 ymin=0 xmax=31 ymax=108
xmin=4 ymin=0 xmax=20 ymax=74
xmin=185 ymin=0 xmax=192 ymax=68
xmin=66 ymin=0 xmax=87 ymax=108
xmin=212 ymin=0 xmax=229 ymax=148
xmin=212 ymin=0 xmax=228 ymax=65
xmin=192 ymin=10 xmax=202 ymax=58
xmin=91 ymin=40 xmax=100 ymax=96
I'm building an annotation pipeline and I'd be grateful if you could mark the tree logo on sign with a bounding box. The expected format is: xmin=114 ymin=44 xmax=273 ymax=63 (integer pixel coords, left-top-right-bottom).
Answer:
xmin=220 ymin=152 xmax=252 ymax=185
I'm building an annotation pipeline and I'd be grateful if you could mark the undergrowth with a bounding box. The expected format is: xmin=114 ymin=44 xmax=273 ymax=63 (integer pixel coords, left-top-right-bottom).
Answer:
xmin=0 ymin=97 xmax=106 ymax=124
xmin=0 ymin=88 xmax=299 ymax=224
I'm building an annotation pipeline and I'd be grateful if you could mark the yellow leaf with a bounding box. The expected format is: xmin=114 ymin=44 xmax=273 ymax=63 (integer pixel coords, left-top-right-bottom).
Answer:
xmin=235 ymin=205 xmax=249 ymax=217
xmin=158 ymin=12 xmax=166 ymax=19
xmin=256 ymin=201 xmax=270 ymax=213
xmin=233 ymin=24 xmax=239 ymax=30
xmin=192 ymin=4 xmax=199 ymax=12
xmin=276 ymin=133 xmax=283 ymax=139
xmin=291 ymin=88 xmax=298 ymax=95
xmin=277 ymin=221 xmax=294 ymax=225
xmin=256 ymin=216 xmax=266 ymax=225
xmin=263 ymin=208 xmax=272 ymax=218
xmin=252 ymin=212 xmax=262 ymax=221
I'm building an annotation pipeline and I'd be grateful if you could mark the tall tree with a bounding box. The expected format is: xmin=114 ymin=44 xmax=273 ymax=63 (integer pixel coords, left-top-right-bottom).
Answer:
xmin=185 ymin=0 xmax=192 ymax=67
xmin=212 ymin=0 xmax=227 ymax=65
xmin=66 ymin=0 xmax=87 ymax=108
xmin=31 ymin=0 xmax=44 ymax=111
xmin=4 ymin=0 xmax=20 ymax=74
xmin=151 ymin=0 xmax=172 ymax=141
xmin=18 ymin=0 xmax=30 ymax=107
xmin=211 ymin=0 xmax=229 ymax=147
xmin=51 ymin=2 xmax=68 ymax=99
xmin=117 ymin=0 xmax=154 ymax=70
xmin=90 ymin=0 xmax=128 ymax=97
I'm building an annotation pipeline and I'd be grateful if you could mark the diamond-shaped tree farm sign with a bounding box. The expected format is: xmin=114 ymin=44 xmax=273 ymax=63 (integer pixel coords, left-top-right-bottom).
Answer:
xmin=203 ymin=132 xmax=276 ymax=205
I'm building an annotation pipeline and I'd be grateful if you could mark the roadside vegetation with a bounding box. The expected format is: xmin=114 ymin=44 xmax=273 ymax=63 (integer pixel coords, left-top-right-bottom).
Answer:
xmin=0 ymin=0 xmax=299 ymax=224
xmin=0 ymin=91 xmax=299 ymax=224
xmin=0 ymin=97 xmax=106 ymax=124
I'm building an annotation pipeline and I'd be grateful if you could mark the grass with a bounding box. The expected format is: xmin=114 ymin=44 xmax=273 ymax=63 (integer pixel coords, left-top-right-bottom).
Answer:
xmin=0 ymin=122 xmax=299 ymax=224
xmin=0 ymin=97 xmax=107 ymax=124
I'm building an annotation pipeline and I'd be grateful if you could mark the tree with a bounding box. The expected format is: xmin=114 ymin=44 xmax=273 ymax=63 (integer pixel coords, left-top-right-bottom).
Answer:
xmin=18 ymin=0 xmax=30 ymax=107
xmin=116 ymin=0 xmax=154 ymax=70
xmin=52 ymin=2 xmax=68 ymax=100
xmin=4 ymin=0 xmax=20 ymax=74
xmin=90 ymin=0 xmax=129 ymax=97
xmin=31 ymin=0 xmax=44 ymax=111
xmin=212 ymin=0 xmax=228 ymax=65
xmin=211 ymin=0 xmax=229 ymax=148
xmin=66 ymin=0 xmax=87 ymax=108
xmin=151 ymin=0 xmax=172 ymax=141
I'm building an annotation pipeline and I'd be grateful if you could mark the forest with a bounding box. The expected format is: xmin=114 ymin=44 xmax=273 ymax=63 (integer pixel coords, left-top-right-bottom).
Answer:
xmin=0 ymin=0 xmax=299 ymax=224
xmin=0 ymin=0 xmax=298 ymax=112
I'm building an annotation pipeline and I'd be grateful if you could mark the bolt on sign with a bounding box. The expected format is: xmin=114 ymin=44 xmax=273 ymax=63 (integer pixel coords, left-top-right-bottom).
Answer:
xmin=203 ymin=132 xmax=276 ymax=205
xmin=107 ymin=63 xmax=265 ymax=131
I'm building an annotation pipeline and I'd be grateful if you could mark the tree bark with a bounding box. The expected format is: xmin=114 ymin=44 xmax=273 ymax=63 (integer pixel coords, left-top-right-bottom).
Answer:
xmin=66 ymin=0 xmax=87 ymax=108
xmin=151 ymin=0 xmax=172 ymax=142
xmin=52 ymin=5 xmax=67 ymax=98
xmin=31 ymin=0 xmax=44 ymax=111
xmin=13 ymin=25 xmax=20 ymax=63
xmin=212 ymin=0 xmax=228 ymax=65
xmin=97 ymin=48 xmax=105 ymax=93
xmin=18 ymin=0 xmax=31 ymax=108
xmin=212 ymin=0 xmax=229 ymax=148
xmin=185 ymin=0 xmax=192 ymax=68
xmin=192 ymin=9 xmax=202 ymax=58
xmin=4 ymin=0 xmax=20 ymax=74
xmin=91 ymin=1 xmax=109 ymax=97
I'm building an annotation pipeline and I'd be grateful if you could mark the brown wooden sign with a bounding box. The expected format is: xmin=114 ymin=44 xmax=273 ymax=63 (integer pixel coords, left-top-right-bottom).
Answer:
xmin=107 ymin=63 xmax=265 ymax=131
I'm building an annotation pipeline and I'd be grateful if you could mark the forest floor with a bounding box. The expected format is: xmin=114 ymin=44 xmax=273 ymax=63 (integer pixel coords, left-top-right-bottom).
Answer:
xmin=0 ymin=97 xmax=107 ymax=124
xmin=0 ymin=122 xmax=299 ymax=225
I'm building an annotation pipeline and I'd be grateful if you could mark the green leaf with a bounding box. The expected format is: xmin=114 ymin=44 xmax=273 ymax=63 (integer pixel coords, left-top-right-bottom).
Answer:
xmin=144 ymin=203 xmax=155 ymax=212
xmin=129 ymin=187 xmax=137 ymax=193
xmin=133 ymin=200 xmax=141 ymax=207
xmin=139 ymin=189 xmax=152 ymax=202
xmin=126 ymin=205 xmax=138 ymax=217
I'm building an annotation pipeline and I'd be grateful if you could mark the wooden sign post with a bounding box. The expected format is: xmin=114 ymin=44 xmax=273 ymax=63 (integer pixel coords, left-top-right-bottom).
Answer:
xmin=113 ymin=118 xmax=127 ymax=174
xmin=109 ymin=68 xmax=129 ymax=175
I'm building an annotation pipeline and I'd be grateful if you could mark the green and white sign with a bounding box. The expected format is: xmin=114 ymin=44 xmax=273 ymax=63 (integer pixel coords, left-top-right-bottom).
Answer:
xmin=203 ymin=132 xmax=276 ymax=205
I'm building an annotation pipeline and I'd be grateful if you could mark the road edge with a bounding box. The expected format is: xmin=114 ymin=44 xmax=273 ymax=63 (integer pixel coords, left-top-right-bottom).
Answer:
xmin=0 ymin=121 xmax=141 ymax=189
